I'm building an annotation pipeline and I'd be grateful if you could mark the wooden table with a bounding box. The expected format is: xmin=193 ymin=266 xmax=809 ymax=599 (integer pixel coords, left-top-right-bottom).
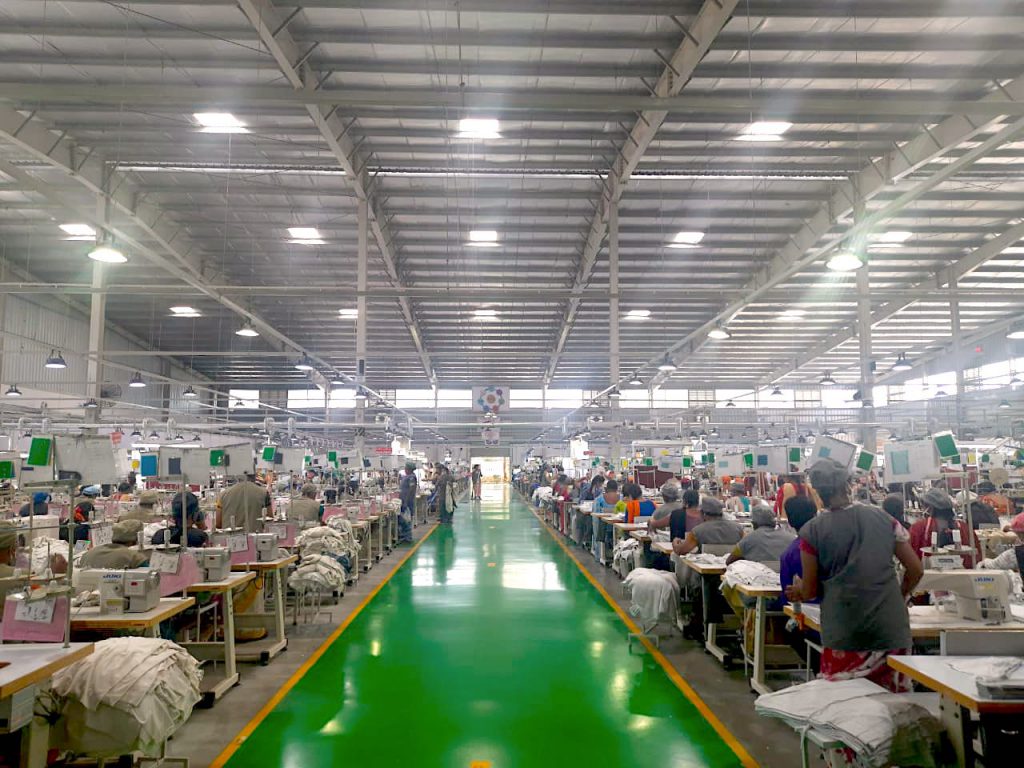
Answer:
xmin=735 ymin=582 xmax=783 ymax=695
xmin=680 ymin=558 xmax=731 ymax=664
xmin=181 ymin=571 xmax=257 ymax=705
xmin=786 ymin=603 xmax=1024 ymax=639
xmin=0 ymin=643 xmax=94 ymax=768
xmin=70 ymin=597 xmax=195 ymax=638
xmin=650 ymin=540 xmax=673 ymax=555
xmin=612 ymin=522 xmax=647 ymax=549
xmin=888 ymin=655 xmax=1024 ymax=767
xmin=232 ymin=555 xmax=298 ymax=664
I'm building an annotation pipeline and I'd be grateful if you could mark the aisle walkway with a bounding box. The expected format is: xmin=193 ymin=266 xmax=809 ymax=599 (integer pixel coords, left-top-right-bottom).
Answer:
xmin=216 ymin=486 xmax=753 ymax=767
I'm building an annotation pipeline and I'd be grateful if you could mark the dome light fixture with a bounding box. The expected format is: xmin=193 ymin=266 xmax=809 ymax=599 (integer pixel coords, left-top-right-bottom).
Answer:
xmin=293 ymin=355 xmax=315 ymax=372
xmin=148 ymin=430 xmax=160 ymax=439
xmin=657 ymin=355 xmax=677 ymax=372
xmin=1006 ymin=326 xmax=1024 ymax=340
xmin=182 ymin=385 xmax=199 ymax=399
xmin=354 ymin=387 xmax=368 ymax=401
xmin=999 ymin=399 xmax=1011 ymax=409
xmin=608 ymin=387 xmax=621 ymax=399
xmin=82 ymin=398 xmax=99 ymax=409
xmin=825 ymin=250 xmax=864 ymax=272
xmin=627 ymin=372 xmax=644 ymax=387
xmin=87 ymin=243 xmax=128 ymax=264
xmin=5 ymin=384 xmax=22 ymax=397
xmin=128 ymin=371 xmax=146 ymax=388
xmin=892 ymin=353 xmax=913 ymax=372
xmin=130 ymin=428 xmax=142 ymax=438
xmin=44 ymin=350 xmax=68 ymax=369
xmin=725 ymin=400 xmax=736 ymax=408
xmin=770 ymin=386 xmax=783 ymax=398
xmin=819 ymin=371 xmax=837 ymax=386
xmin=707 ymin=325 xmax=731 ymax=340
xmin=235 ymin=322 xmax=260 ymax=338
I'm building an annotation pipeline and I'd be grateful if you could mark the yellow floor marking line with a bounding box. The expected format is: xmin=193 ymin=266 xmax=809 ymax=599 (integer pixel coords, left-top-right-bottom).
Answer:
xmin=523 ymin=494 xmax=760 ymax=768
xmin=210 ymin=525 xmax=440 ymax=768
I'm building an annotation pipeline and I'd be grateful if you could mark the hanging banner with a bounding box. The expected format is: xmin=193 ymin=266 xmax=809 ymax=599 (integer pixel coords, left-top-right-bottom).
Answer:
xmin=473 ymin=385 xmax=508 ymax=414
xmin=481 ymin=427 xmax=501 ymax=446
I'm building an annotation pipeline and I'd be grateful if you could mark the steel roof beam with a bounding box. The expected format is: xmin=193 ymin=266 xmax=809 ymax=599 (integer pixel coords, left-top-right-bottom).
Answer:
xmin=4 ymin=83 xmax=1024 ymax=118
xmin=645 ymin=77 xmax=1024 ymax=389
xmin=235 ymin=0 xmax=434 ymax=386
xmin=546 ymin=0 xmax=737 ymax=384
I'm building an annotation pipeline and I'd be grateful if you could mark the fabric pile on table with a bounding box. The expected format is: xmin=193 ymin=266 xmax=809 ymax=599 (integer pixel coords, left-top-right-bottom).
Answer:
xmin=532 ymin=486 xmax=553 ymax=505
xmin=142 ymin=521 xmax=169 ymax=547
xmin=323 ymin=517 xmax=361 ymax=562
xmin=291 ymin=525 xmax=354 ymax=593
xmin=623 ymin=567 xmax=679 ymax=633
xmin=722 ymin=560 xmax=781 ymax=590
xmin=681 ymin=552 xmax=728 ymax=567
xmin=29 ymin=536 xmax=71 ymax=577
xmin=52 ymin=637 xmax=202 ymax=758
xmin=755 ymin=678 xmax=948 ymax=768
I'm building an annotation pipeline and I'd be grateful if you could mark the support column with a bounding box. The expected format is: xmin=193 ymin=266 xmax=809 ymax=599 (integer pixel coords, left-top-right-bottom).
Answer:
xmin=853 ymin=196 xmax=875 ymax=452
xmin=355 ymin=198 xmax=368 ymax=463
xmin=608 ymin=202 xmax=622 ymax=468
xmin=949 ymin=278 xmax=965 ymax=430
xmin=85 ymin=262 xmax=106 ymax=427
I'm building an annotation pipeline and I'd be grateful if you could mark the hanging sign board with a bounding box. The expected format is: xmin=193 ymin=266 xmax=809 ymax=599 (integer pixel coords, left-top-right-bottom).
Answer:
xmin=754 ymin=446 xmax=790 ymax=474
xmin=807 ymin=435 xmax=858 ymax=469
xmin=883 ymin=439 xmax=941 ymax=485
xmin=54 ymin=435 xmax=118 ymax=484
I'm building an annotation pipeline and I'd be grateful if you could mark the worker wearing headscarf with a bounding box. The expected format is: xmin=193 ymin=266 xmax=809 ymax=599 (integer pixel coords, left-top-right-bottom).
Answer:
xmin=289 ymin=484 xmax=322 ymax=525
xmin=18 ymin=491 xmax=51 ymax=518
xmin=909 ymin=487 xmax=980 ymax=564
xmin=0 ymin=523 xmax=19 ymax=577
xmin=153 ymin=492 xmax=209 ymax=547
xmin=79 ymin=519 xmax=149 ymax=569
xmin=119 ymin=490 xmax=161 ymax=523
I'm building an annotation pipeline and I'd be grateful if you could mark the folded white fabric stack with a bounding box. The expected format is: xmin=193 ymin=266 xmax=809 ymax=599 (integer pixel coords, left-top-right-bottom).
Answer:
xmin=756 ymin=678 xmax=945 ymax=768
xmin=295 ymin=525 xmax=348 ymax=557
xmin=623 ymin=567 xmax=679 ymax=632
xmin=288 ymin=553 xmax=347 ymax=593
xmin=323 ymin=517 xmax=361 ymax=561
xmin=142 ymin=521 xmax=168 ymax=547
xmin=682 ymin=553 xmax=728 ymax=567
xmin=613 ymin=538 xmax=641 ymax=578
xmin=52 ymin=637 xmax=202 ymax=757
xmin=722 ymin=560 xmax=781 ymax=589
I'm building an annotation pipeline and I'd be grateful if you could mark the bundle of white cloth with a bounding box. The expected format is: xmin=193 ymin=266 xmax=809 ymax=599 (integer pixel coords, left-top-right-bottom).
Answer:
xmin=288 ymin=553 xmax=347 ymax=593
xmin=532 ymin=486 xmax=553 ymax=504
xmin=295 ymin=526 xmax=349 ymax=558
xmin=323 ymin=517 xmax=361 ymax=561
xmin=51 ymin=637 xmax=202 ymax=757
xmin=721 ymin=560 xmax=781 ymax=590
xmin=682 ymin=552 xmax=727 ymax=567
xmin=142 ymin=521 xmax=169 ymax=547
xmin=756 ymin=678 xmax=946 ymax=768
xmin=623 ymin=567 xmax=679 ymax=632
xmin=612 ymin=538 xmax=642 ymax=579
xmin=29 ymin=536 xmax=71 ymax=577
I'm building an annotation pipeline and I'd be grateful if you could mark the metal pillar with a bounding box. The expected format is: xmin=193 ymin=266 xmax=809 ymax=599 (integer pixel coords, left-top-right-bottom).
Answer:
xmin=85 ymin=262 xmax=106 ymax=427
xmin=608 ymin=203 xmax=622 ymax=468
xmin=851 ymin=195 xmax=875 ymax=452
xmin=355 ymin=198 xmax=368 ymax=463
xmin=949 ymin=278 xmax=965 ymax=430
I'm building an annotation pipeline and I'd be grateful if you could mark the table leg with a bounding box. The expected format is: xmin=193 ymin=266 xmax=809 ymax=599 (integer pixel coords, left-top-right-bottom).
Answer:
xmin=940 ymin=695 xmax=975 ymax=768
xmin=20 ymin=689 xmax=49 ymax=768
xmin=750 ymin=596 xmax=770 ymax=695
xmin=271 ymin=567 xmax=286 ymax=647
xmin=702 ymin=575 xmax=730 ymax=665
xmin=223 ymin=588 xmax=238 ymax=682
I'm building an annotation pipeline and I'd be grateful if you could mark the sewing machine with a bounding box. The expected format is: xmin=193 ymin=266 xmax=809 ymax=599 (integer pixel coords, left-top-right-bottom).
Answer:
xmin=917 ymin=569 xmax=1013 ymax=623
xmin=81 ymin=568 xmax=161 ymax=613
xmin=251 ymin=532 xmax=278 ymax=562
xmin=192 ymin=547 xmax=231 ymax=582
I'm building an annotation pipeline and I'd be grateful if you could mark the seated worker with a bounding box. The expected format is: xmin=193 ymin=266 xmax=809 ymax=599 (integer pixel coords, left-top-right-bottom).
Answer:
xmin=119 ymin=490 xmax=161 ymax=523
xmin=80 ymin=519 xmax=149 ymax=569
xmin=977 ymin=480 xmax=1013 ymax=517
xmin=980 ymin=512 xmax=1024 ymax=571
xmin=648 ymin=480 xmax=684 ymax=531
xmin=582 ymin=474 xmax=605 ymax=502
xmin=673 ymin=497 xmax=744 ymax=557
xmin=18 ymin=491 xmax=50 ymax=518
xmin=909 ymin=487 xmax=980 ymax=564
xmin=780 ymin=497 xmax=818 ymax=603
xmin=623 ymin=482 xmax=656 ymax=523
xmin=289 ymin=483 xmax=322 ymax=525
xmin=152 ymin=492 xmax=209 ymax=548
xmin=969 ymin=500 xmax=1001 ymax=529
xmin=592 ymin=479 xmax=622 ymax=517
xmin=725 ymin=483 xmax=750 ymax=519
xmin=60 ymin=497 xmax=95 ymax=543
xmin=726 ymin=505 xmax=795 ymax=565
xmin=881 ymin=493 xmax=907 ymax=529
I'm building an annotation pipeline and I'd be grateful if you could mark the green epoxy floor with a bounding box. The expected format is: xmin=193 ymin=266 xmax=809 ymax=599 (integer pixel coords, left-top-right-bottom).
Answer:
xmin=223 ymin=486 xmax=747 ymax=768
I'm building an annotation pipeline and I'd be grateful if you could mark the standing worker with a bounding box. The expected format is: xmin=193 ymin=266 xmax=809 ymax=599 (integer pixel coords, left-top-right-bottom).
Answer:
xmin=434 ymin=464 xmax=456 ymax=525
xmin=471 ymin=464 xmax=483 ymax=500
xmin=217 ymin=471 xmax=271 ymax=532
xmin=399 ymin=461 xmax=418 ymax=543
xmin=289 ymin=484 xmax=322 ymax=525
